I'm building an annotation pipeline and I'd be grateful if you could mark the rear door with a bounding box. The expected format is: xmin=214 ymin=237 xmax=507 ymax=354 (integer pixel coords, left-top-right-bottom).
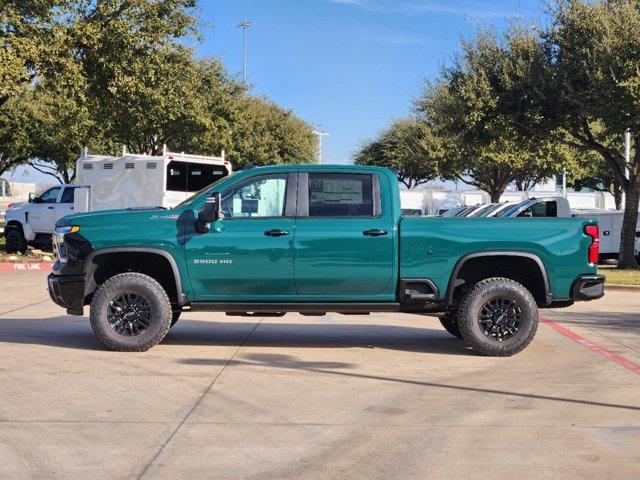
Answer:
xmin=55 ymin=186 xmax=77 ymax=223
xmin=293 ymin=172 xmax=396 ymax=300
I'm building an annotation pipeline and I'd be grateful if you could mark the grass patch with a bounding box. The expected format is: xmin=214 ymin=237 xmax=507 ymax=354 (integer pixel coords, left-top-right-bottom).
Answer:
xmin=599 ymin=268 xmax=640 ymax=286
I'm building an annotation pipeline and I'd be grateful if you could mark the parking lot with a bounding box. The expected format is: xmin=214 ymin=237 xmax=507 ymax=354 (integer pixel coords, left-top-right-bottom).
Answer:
xmin=0 ymin=271 xmax=638 ymax=479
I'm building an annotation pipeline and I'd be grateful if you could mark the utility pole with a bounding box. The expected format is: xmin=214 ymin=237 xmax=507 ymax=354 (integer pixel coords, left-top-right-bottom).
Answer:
xmin=312 ymin=130 xmax=330 ymax=164
xmin=235 ymin=20 xmax=252 ymax=83
xmin=625 ymin=129 xmax=631 ymax=180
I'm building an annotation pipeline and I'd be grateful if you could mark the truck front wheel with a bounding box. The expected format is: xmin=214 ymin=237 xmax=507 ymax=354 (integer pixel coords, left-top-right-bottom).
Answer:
xmin=90 ymin=272 xmax=172 ymax=351
xmin=5 ymin=228 xmax=27 ymax=254
xmin=457 ymin=277 xmax=538 ymax=356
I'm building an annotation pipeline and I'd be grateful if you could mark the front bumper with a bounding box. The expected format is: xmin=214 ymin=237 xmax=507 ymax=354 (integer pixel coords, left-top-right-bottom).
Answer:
xmin=48 ymin=273 xmax=86 ymax=315
xmin=571 ymin=274 xmax=605 ymax=301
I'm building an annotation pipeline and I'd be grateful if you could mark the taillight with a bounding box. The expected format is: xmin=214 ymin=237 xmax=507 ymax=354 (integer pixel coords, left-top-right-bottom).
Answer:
xmin=7 ymin=203 xmax=14 ymax=209
xmin=585 ymin=225 xmax=599 ymax=264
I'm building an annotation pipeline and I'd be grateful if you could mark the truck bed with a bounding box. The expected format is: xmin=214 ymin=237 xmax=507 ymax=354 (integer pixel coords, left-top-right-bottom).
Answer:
xmin=399 ymin=216 xmax=598 ymax=302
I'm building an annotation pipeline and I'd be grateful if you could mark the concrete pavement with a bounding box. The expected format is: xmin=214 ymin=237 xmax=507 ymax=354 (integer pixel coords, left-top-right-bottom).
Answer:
xmin=0 ymin=271 xmax=638 ymax=479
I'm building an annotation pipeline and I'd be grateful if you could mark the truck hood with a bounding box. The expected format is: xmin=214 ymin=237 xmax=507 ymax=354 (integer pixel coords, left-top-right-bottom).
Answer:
xmin=56 ymin=207 xmax=173 ymax=229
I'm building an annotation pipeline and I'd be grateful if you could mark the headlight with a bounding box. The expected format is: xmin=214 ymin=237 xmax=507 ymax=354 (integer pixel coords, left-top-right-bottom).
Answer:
xmin=54 ymin=225 xmax=80 ymax=235
xmin=53 ymin=226 xmax=80 ymax=263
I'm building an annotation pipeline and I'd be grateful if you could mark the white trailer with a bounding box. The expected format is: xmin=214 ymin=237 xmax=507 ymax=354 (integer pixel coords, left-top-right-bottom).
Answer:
xmin=74 ymin=148 xmax=232 ymax=213
xmin=572 ymin=209 xmax=640 ymax=263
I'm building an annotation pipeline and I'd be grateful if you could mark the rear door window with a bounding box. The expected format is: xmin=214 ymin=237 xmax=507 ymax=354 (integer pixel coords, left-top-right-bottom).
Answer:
xmin=307 ymin=173 xmax=375 ymax=217
xmin=60 ymin=187 xmax=77 ymax=203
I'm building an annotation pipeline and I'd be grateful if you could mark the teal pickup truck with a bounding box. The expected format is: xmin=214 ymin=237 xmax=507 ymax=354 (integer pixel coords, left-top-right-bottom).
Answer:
xmin=48 ymin=165 xmax=604 ymax=356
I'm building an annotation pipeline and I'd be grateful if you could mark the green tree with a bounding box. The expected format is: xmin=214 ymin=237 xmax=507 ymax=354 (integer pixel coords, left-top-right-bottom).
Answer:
xmin=544 ymin=0 xmax=640 ymax=267
xmin=0 ymin=91 xmax=33 ymax=177
xmin=226 ymin=96 xmax=316 ymax=168
xmin=417 ymin=30 xmax=571 ymax=202
xmin=354 ymin=117 xmax=447 ymax=189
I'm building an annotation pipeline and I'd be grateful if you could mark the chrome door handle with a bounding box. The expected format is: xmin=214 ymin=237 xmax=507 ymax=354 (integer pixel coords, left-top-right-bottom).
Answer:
xmin=264 ymin=229 xmax=289 ymax=237
xmin=363 ymin=229 xmax=388 ymax=237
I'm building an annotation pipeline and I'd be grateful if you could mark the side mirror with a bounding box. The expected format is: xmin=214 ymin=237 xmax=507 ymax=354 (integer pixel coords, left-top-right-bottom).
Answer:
xmin=195 ymin=192 xmax=221 ymax=234
xmin=28 ymin=192 xmax=36 ymax=203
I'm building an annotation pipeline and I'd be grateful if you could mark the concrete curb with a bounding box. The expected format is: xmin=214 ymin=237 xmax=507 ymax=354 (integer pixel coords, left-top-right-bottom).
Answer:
xmin=606 ymin=283 xmax=640 ymax=292
xmin=0 ymin=263 xmax=52 ymax=272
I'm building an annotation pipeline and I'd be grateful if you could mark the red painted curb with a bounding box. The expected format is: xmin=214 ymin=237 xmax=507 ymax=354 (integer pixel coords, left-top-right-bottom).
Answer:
xmin=541 ymin=316 xmax=640 ymax=375
xmin=0 ymin=263 xmax=53 ymax=272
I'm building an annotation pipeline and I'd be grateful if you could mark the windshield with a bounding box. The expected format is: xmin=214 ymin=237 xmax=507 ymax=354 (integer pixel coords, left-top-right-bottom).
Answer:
xmin=498 ymin=203 xmax=523 ymax=217
xmin=440 ymin=207 xmax=464 ymax=217
xmin=175 ymin=174 xmax=233 ymax=208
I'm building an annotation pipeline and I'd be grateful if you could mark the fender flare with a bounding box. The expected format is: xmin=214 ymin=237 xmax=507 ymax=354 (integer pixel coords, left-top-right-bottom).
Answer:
xmin=83 ymin=247 xmax=186 ymax=305
xmin=445 ymin=251 xmax=552 ymax=305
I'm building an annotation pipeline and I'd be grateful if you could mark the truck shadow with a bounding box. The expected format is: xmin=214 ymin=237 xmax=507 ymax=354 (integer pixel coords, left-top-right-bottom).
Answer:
xmin=165 ymin=318 xmax=474 ymax=355
xmin=0 ymin=316 xmax=472 ymax=355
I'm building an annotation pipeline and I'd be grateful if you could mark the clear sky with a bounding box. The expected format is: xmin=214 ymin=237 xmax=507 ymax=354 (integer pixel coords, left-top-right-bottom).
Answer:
xmin=199 ymin=0 xmax=546 ymax=164
xmin=5 ymin=0 xmax=546 ymax=184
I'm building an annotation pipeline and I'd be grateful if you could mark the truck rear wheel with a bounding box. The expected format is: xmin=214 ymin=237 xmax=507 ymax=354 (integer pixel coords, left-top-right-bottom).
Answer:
xmin=438 ymin=312 xmax=462 ymax=339
xmin=90 ymin=272 xmax=172 ymax=351
xmin=457 ymin=277 xmax=538 ymax=357
xmin=5 ymin=228 xmax=27 ymax=254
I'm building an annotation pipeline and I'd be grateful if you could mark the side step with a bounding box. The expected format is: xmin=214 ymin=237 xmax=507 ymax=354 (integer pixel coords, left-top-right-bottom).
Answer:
xmin=190 ymin=302 xmax=444 ymax=314
xmin=191 ymin=302 xmax=402 ymax=313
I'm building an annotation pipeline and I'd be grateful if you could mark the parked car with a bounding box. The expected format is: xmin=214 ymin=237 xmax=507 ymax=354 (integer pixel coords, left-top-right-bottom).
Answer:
xmin=440 ymin=205 xmax=476 ymax=217
xmin=48 ymin=165 xmax=604 ymax=356
xmin=497 ymin=197 xmax=572 ymax=218
xmin=572 ymin=209 xmax=640 ymax=264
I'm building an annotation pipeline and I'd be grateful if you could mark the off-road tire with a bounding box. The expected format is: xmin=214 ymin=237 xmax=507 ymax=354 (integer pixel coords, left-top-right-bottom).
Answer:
xmin=439 ymin=311 xmax=462 ymax=339
xmin=171 ymin=310 xmax=181 ymax=327
xmin=5 ymin=228 xmax=27 ymax=254
xmin=90 ymin=272 xmax=172 ymax=352
xmin=457 ymin=277 xmax=538 ymax=357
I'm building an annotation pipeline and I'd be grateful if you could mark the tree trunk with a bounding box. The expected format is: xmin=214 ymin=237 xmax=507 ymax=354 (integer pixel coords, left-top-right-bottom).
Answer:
xmin=618 ymin=178 xmax=640 ymax=269
xmin=613 ymin=177 xmax=624 ymax=210
xmin=489 ymin=190 xmax=502 ymax=203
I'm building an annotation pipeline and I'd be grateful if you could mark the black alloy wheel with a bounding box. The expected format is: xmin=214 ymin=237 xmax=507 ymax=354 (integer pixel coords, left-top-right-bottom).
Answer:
xmin=107 ymin=292 xmax=152 ymax=336
xmin=478 ymin=297 xmax=523 ymax=342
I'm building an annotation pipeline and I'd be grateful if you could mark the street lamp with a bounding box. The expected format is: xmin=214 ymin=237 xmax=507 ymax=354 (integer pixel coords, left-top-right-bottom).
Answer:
xmin=312 ymin=130 xmax=330 ymax=164
xmin=235 ymin=20 xmax=252 ymax=83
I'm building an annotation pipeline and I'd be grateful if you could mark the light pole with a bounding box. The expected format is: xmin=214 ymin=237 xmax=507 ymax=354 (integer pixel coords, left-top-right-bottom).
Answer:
xmin=235 ymin=20 xmax=252 ymax=83
xmin=312 ymin=130 xmax=330 ymax=164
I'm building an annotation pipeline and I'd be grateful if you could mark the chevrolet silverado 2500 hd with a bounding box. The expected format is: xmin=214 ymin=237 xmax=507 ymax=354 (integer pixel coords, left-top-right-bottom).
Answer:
xmin=47 ymin=165 xmax=605 ymax=356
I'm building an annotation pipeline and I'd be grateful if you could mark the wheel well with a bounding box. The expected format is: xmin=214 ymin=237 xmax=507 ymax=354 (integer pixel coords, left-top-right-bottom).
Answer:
xmin=449 ymin=255 xmax=549 ymax=306
xmin=86 ymin=252 xmax=179 ymax=304
xmin=5 ymin=221 xmax=24 ymax=234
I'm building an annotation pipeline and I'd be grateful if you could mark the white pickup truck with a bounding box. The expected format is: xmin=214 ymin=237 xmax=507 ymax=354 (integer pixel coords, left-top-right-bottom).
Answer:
xmin=4 ymin=185 xmax=81 ymax=253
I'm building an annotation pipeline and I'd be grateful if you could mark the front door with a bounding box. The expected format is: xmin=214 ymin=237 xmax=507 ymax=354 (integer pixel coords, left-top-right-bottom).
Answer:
xmin=186 ymin=173 xmax=297 ymax=301
xmin=293 ymin=172 xmax=396 ymax=301
xmin=29 ymin=186 xmax=61 ymax=233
